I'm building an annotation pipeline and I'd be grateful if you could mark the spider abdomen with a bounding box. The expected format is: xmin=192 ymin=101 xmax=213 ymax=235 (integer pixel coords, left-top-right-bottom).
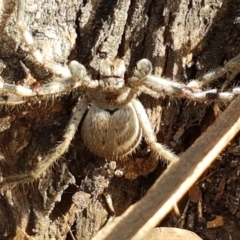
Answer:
xmin=81 ymin=103 xmax=142 ymax=159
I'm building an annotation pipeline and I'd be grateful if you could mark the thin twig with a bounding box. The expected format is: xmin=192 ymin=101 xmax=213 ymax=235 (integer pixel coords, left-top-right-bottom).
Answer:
xmin=94 ymin=95 xmax=240 ymax=240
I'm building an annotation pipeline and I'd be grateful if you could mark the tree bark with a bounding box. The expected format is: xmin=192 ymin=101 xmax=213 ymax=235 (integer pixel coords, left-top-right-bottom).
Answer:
xmin=0 ymin=0 xmax=239 ymax=239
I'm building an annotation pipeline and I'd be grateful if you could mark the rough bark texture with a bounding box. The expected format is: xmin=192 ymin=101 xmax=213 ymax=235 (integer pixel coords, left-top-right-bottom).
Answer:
xmin=0 ymin=0 xmax=239 ymax=239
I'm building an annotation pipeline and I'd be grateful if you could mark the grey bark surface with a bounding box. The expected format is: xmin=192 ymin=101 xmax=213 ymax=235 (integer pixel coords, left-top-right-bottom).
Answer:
xmin=0 ymin=0 xmax=239 ymax=239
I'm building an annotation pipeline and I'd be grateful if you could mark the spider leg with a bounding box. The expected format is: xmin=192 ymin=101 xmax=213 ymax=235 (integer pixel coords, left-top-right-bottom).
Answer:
xmin=130 ymin=59 xmax=186 ymax=97
xmin=192 ymin=53 xmax=240 ymax=87
xmin=0 ymin=60 xmax=95 ymax=104
xmin=132 ymin=98 xmax=179 ymax=164
xmin=0 ymin=0 xmax=99 ymax=104
xmin=0 ymin=82 xmax=36 ymax=97
xmin=17 ymin=0 xmax=71 ymax=79
xmin=17 ymin=4 xmax=101 ymax=97
xmin=0 ymin=94 xmax=28 ymax=105
xmin=0 ymin=0 xmax=84 ymax=105
xmin=37 ymin=60 xmax=102 ymax=95
xmin=130 ymin=58 xmax=240 ymax=102
xmin=0 ymin=97 xmax=89 ymax=188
